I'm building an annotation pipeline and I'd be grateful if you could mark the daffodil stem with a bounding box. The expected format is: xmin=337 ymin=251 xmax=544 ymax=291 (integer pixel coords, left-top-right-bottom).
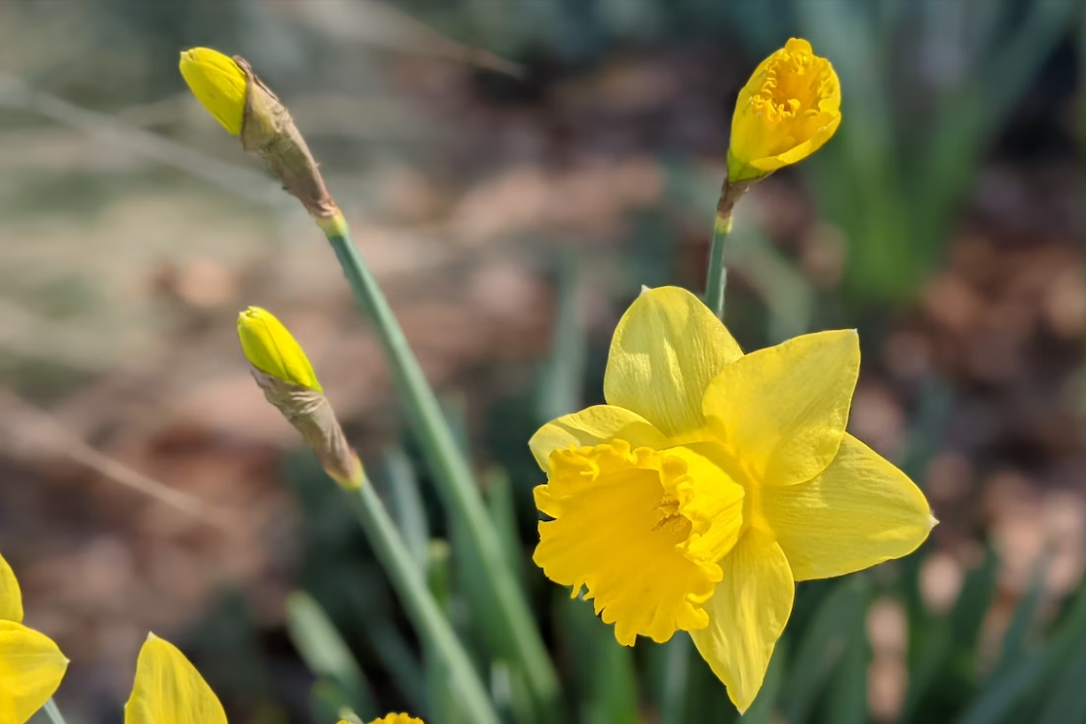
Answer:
xmin=705 ymin=212 xmax=733 ymax=319
xmin=318 ymin=214 xmax=561 ymax=719
xmin=43 ymin=698 xmax=67 ymax=724
xmin=349 ymin=479 xmax=500 ymax=724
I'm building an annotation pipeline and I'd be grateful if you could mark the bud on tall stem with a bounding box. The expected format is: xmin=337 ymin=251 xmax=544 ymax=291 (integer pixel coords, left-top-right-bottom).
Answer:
xmin=237 ymin=307 xmax=362 ymax=490
xmin=179 ymin=48 xmax=338 ymax=218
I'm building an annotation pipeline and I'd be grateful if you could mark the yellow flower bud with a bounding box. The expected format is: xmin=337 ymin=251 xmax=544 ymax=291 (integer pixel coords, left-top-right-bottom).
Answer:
xmin=179 ymin=47 xmax=248 ymax=136
xmin=238 ymin=307 xmax=362 ymax=490
xmin=237 ymin=307 xmax=322 ymax=392
xmin=728 ymin=38 xmax=841 ymax=182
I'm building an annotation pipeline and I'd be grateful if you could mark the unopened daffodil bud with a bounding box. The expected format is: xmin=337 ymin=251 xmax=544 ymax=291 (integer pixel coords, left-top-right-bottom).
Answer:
xmin=178 ymin=48 xmax=247 ymax=136
xmin=237 ymin=307 xmax=363 ymax=490
xmin=237 ymin=306 xmax=322 ymax=391
xmin=178 ymin=47 xmax=338 ymax=218
xmin=727 ymin=38 xmax=841 ymax=184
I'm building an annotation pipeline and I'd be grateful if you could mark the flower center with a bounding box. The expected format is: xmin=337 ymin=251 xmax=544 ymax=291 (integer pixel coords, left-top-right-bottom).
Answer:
xmin=653 ymin=494 xmax=689 ymax=534
xmin=752 ymin=39 xmax=836 ymax=123
xmin=532 ymin=440 xmax=723 ymax=646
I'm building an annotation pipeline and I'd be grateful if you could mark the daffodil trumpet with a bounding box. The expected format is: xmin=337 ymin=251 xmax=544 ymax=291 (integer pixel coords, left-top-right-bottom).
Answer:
xmin=0 ymin=552 xmax=69 ymax=724
xmin=179 ymin=48 xmax=337 ymax=218
xmin=727 ymin=38 xmax=841 ymax=183
xmin=529 ymin=286 xmax=934 ymax=712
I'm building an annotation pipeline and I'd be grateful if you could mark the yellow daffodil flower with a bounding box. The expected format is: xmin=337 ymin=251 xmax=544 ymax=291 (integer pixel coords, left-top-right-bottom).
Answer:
xmin=237 ymin=306 xmax=322 ymax=391
xmin=529 ymin=286 xmax=934 ymax=712
xmin=0 ymin=552 xmax=69 ymax=724
xmin=178 ymin=47 xmax=248 ymax=136
xmin=728 ymin=38 xmax=842 ymax=183
xmin=124 ymin=634 xmax=421 ymax=724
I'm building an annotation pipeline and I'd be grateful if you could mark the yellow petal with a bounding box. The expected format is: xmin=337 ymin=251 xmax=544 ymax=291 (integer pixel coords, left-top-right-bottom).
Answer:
xmin=689 ymin=529 xmax=793 ymax=713
xmin=124 ymin=633 xmax=227 ymax=724
xmin=604 ymin=287 xmax=743 ymax=441
xmin=728 ymin=37 xmax=841 ymax=182
xmin=362 ymin=715 xmax=425 ymax=724
xmin=528 ymin=405 xmax=669 ymax=472
xmin=178 ymin=48 xmax=248 ymax=136
xmin=703 ymin=329 xmax=859 ymax=487
xmin=533 ymin=441 xmax=734 ymax=645
xmin=763 ymin=433 xmax=935 ymax=581
xmin=0 ymin=552 xmax=24 ymax=623
xmin=0 ymin=620 xmax=68 ymax=724
xmin=237 ymin=306 xmax=322 ymax=391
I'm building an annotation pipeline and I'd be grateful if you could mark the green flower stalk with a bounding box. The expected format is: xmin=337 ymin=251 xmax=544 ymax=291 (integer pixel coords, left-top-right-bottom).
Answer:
xmin=706 ymin=38 xmax=842 ymax=319
xmin=235 ymin=308 xmax=499 ymax=724
xmin=237 ymin=306 xmax=362 ymax=491
xmin=182 ymin=47 xmax=561 ymax=715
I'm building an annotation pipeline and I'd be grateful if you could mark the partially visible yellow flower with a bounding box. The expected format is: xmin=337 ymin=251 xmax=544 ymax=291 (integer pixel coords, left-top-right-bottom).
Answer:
xmin=0 ymin=550 xmax=23 ymax=623
xmin=728 ymin=38 xmax=841 ymax=182
xmin=0 ymin=552 xmax=69 ymax=724
xmin=360 ymin=715 xmax=425 ymax=724
xmin=122 ymin=638 xmax=421 ymax=724
xmin=124 ymin=633 xmax=227 ymax=724
xmin=237 ymin=306 xmax=322 ymax=391
xmin=530 ymin=286 xmax=933 ymax=712
xmin=179 ymin=47 xmax=248 ymax=136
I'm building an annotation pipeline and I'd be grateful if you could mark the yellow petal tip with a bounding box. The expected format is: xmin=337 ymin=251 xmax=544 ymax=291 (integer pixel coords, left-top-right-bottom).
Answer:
xmin=237 ymin=306 xmax=322 ymax=391
xmin=178 ymin=46 xmax=247 ymax=136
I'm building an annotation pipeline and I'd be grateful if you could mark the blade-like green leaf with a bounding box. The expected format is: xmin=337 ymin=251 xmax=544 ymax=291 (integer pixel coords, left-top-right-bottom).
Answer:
xmin=286 ymin=591 xmax=376 ymax=718
xmin=780 ymin=577 xmax=869 ymax=722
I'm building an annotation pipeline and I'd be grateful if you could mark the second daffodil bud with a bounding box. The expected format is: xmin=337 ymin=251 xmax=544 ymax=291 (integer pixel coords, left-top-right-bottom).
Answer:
xmin=238 ymin=307 xmax=363 ymax=490
xmin=727 ymin=38 xmax=841 ymax=184
xmin=178 ymin=48 xmax=247 ymax=136
xmin=179 ymin=47 xmax=338 ymax=218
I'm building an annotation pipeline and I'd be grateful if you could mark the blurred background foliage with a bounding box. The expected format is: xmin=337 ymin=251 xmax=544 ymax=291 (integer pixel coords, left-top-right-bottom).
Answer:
xmin=0 ymin=0 xmax=1084 ymax=723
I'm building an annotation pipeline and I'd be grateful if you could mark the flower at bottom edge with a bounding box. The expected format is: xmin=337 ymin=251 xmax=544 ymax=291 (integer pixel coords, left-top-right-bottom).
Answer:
xmin=533 ymin=439 xmax=744 ymax=646
xmin=0 ymin=620 xmax=69 ymax=724
xmin=359 ymin=715 xmax=426 ymax=724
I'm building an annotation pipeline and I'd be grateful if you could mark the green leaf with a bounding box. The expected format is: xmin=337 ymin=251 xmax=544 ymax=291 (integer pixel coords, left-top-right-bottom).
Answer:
xmin=779 ymin=577 xmax=868 ymax=722
xmin=384 ymin=446 xmax=430 ymax=572
xmin=286 ymin=591 xmax=376 ymax=719
xmin=655 ymin=635 xmax=693 ymax=724
xmin=824 ymin=621 xmax=867 ymax=724
xmin=1036 ymin=631 xmax=1086 ymax=724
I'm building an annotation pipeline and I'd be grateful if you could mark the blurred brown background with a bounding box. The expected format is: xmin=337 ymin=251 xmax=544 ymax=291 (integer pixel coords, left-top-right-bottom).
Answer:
xmin=0 ymin=1 xmax=1083 ymax=722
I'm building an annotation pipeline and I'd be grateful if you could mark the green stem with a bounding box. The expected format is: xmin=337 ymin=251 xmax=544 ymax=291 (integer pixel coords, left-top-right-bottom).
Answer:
xmin=318 ymin=214 xmax=561 ymax=718
xmin=704 ymin=213 xmax=733 ymax=319
xmin=350 ymin=481 xmax=499 ymax=724
xmin=43 ymin=698 xmax=67 ymax=724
